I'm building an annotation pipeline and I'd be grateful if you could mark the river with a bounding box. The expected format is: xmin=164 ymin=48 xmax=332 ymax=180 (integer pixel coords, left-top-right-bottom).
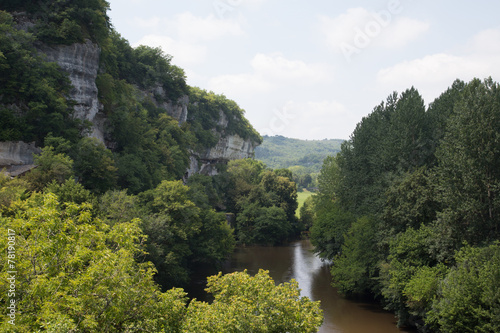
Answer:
xmin=190 ymin=239 xmax=416 ymax=333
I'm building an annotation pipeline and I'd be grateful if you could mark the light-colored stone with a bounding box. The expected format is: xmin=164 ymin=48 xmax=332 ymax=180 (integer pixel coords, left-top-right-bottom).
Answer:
xmin=201 ymin=134 xmax=256 ymax=161
xmin=37 ymin=40 xmax=106 ymax=143
xmin=142 ymin=86 xmax=189 ymax=124
xmin=0 ymin=141 xmax=41 ymax=166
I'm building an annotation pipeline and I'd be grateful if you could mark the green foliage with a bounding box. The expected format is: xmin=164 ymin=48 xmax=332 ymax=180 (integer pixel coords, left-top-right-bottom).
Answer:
xmin=138 ymin=180 xmax=235 ymax=288
xmin=24 ymin=146 xmax=74 ymax=191
xmin=183 ymin=269 xmax=323 ymax=333
xmin=0 ymin=173 xmax=29 ymax=209
xmin=98 ymin=190 xmax=140 ymax=225
xmin=310 ymin=200 xmax=354 ymax=260
xmin=427 ymin=243 xmax=500 ymax=333
xmin=255 ymin=135 xmax=343 ymax=172
xmin=46 ymin=177 xmax=94 ymax=205
xmin=225 ymin=159 xmax=299 ymax=245
xmin=188 ymin=87 xmax=262 ymax=149
xmin=435 ymin=78 xmax=500 ymax=245
xmin=0 ymin=184 xmax=320 ymax=332
xmin=311 ymin=155 xmax=355 ymax=259
xmin=107 ymin=91 xmax=192 ymax=193
xmin=260 ymin=170 xmax=298 ymax=223
xmin=298 ymin=195 xmax=315 ymax=231
xmin=237 ymin=204 xmax=290 ymax=246
xmin=380 ymin=225 xmax=444 ymax=326
xmin=73 ymin=137 xmax=118 ymax=193
xmin=7 ymin=0 xmax=111 ymax=45
xmin=335 ymin=88 xmax=430 ymax=216
xmin=330 ymin=216 xmax=381 ymax=296
xmin=382 ymin=167 xmax=439 ymax=238
xmin=0 ymin=11 xmax=83 ymax=144
xmin=0 ymin=192 xmax=186 ymax=332
xmin=311 ymin=77 xmax=500 ymax=331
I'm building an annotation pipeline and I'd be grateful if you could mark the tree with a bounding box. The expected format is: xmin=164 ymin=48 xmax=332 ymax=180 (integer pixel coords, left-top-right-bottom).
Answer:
xmin=311 ymin=155 xmax=355 ymax=259
xmin=380 ymin=225 xmax=445 ymax=327
xmin=310 ymin=200 xmax=354 ymax=260
xmin=183 ymin=269 xmax=323 ymax=333
xmin=24 ymin=146 xmax=74 ymax=191
xmin=382 ymin=167 xmax=439 ymax=238
xmin=435 ymin=78 xmax=500 ymax=245
xmin=0 ymin=11 xmax=83 ymax=144
xmin=299 ymin=196 xmax=315 ymax=232
xmin=139 ymin=180 xmax=203 ymax=288
xmin=330 ymin=216 xmax=380 ymax=296
xmin=0 ymin=192 xmax=187 ymax=332
xmin=73 ymin=137 xmax=118 ymax=193
xmin=260 ymin=170 xmax=298 ymax=223
xmin=427 ymin=243 xmax=500 ymax=333
xmin=0 ymin=192 xmax=320 ymax=332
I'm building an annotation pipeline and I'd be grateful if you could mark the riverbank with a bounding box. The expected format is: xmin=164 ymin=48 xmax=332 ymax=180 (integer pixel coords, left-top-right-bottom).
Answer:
xmin=189 ymin=239 xmax=417 ymax=333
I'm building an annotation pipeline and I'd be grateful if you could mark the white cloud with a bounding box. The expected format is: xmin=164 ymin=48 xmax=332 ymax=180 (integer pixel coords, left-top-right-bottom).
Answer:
xmin=320 ymin=7 xmax=429 ymax=53
xmin=209 ymin=73 xmax=273 ymax=97
xmin=468 ymin=28 xmax=500 ymax=54
xmin=376 ymin=28 xmax=500 ymax=102
xmin=380 ymin=17 xmax=430 ymax=48
xmin=208 ymin=53 xmax=333 ymax=98
xmin=173 ymin=12 xmax=244 ymax=42
xmin=133 ymin=16 xmax=161 ymax=29
xmin=132 ymin=11 xmax=245 ymax=66
xmin=259 ymin=100 xmax=351 ymax=140
xmin=251 ymin=53 xmax=332 ymax=83
xmin=135 ymin=35 xmax=207 ymax=66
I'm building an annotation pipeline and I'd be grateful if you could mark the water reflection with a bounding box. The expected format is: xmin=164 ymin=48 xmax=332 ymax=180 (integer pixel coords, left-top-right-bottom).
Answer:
xmin=194 ymin=239 xmax=415 ymax=333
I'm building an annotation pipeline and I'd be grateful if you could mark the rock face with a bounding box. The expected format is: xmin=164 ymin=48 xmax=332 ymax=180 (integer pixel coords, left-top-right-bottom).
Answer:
xmin=147 ymin=86 xmax=189 ymax=124
xmin=187 ymin=134 xmax=257 ymax=177
xmin=1 ymin=21 xmax=259 ymax=177
xmin=36 ymin=39 xmax=258 ymax=178
xmin=186 ymin=110 xmax=258 ymax=178
xmin=201 ymin=134 xmax=256 ymax=161
xmin=37 ymin=40 xmax=105 ymax=142
xmin=0 ymin=141 xmax=41 ymax=166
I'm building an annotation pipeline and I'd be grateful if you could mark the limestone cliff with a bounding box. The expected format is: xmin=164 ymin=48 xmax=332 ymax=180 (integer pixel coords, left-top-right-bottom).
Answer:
xmin=0 ymin=142 xmax=41 ymax=177
xmin=25 ymin=40 xmax=257 ymax=174
xmin=37 ymin=40 xmax=105 ymax=141
xmin=187 ymin=134 xmax=258 ymax=177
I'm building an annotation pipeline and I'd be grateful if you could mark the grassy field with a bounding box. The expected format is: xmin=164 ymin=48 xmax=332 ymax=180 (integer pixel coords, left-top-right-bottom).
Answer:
xmin=296 ymin=189 xmax=314 ymax=217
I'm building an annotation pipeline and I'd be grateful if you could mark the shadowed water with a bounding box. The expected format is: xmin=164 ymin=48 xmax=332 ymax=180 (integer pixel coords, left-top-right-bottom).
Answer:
xmin=190 ymin=239 xmax=415 ymax=333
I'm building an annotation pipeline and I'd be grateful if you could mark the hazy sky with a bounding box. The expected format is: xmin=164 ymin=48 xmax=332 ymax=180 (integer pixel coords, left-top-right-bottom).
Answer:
xmin=106 ymin=0 xmax=500 ymax=140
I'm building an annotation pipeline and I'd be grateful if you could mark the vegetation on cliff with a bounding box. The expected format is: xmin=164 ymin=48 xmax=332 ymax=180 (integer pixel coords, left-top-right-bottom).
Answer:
xmin=0 ymin=1 xmax=320 ymax=331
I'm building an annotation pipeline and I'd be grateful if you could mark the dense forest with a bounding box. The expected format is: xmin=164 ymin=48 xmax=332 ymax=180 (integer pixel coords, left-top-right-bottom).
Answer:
xmin=1 ymin=1 xmax=499 ymax=332
xmin=310 ymin=78 xmax=500 ymax=332
xmin=255 ymin=135 xmax=343 ymax=189
xmin=0 ymin=1 xmax=323 ymax=332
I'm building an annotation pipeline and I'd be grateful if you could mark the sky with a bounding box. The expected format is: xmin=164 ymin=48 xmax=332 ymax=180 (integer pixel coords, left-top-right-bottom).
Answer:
xmin=106 ymin=0 xmax=500 ymax=140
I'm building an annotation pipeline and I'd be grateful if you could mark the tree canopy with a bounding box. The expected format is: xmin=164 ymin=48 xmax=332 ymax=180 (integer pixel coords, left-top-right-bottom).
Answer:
xmin=310 ymin=78 xmax=500 ymax=332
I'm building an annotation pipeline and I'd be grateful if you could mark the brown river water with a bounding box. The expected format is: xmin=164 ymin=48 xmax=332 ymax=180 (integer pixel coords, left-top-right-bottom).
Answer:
xmin=189 ymin=239 xmax=416 ymax=333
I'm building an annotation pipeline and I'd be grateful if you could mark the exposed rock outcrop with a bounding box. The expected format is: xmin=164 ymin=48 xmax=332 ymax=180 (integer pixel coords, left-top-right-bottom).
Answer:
xmin=37 ymin=40 xmax=106 ymax=142
xmin=186 ymin=109 xmax=258 ymax=178
xmin=146 ymin=86 xmax=189 ymax=124
xmin=187 ymin=134 xmax=257 ymax=178
xmin=0 ymin=141 xmax=41 ymax=166
xmin=4 ymin=14 xmax=259 ymax=179
xmin=0 ymin=141 xmax=41 ymax=177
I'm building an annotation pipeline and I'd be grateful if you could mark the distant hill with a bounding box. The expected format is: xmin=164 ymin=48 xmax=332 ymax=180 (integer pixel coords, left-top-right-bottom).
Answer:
xmin=255 ymin=135 xmax=344 ymax=172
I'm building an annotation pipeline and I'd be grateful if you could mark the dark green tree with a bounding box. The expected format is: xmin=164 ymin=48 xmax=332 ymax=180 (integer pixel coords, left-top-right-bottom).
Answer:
xmin=73 ymin=137 xmax=118 ymax=193
xmin=427 ymin=243 xmax=500 ymax=333
xmin=330 ymin=216 xmax=381 ymax=296
xmin=435 ymin=77 xmax=500 ymax=245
